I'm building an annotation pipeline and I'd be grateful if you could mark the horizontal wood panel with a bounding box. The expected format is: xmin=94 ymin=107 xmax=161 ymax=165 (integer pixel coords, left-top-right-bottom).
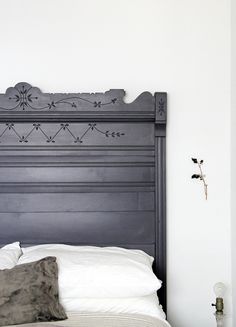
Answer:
xmin=0 ymin=167 xmax=154 ymax=183
xmin=0 ymin=123 xmax=154 ymax=146
xmin=0 ymin=155 xmax=154 ymax=167
xmin=0 ymin=146 xmax=155 ymax=155
xmin=0 ymin=192 xmax=154 ymax=212
xmin=0 ymin=212 xmax=155 ymax=244
xmin=0 ymin=182 xmax=154 ymax=193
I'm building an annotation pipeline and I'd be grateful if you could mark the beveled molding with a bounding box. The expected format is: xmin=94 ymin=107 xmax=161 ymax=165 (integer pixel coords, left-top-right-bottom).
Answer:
xmin=0 ymin=181 xmax=155 ymax=193
xmin=0 ymin=82 xmax=167 ymax=123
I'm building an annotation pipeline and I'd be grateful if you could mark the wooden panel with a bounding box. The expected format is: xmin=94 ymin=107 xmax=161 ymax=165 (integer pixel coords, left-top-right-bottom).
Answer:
xmin=0 ymin=155 xmax=154 ymax=167
xmin=0 ymin=123 xmax=154 ymax=146
xmin=0 ymin=182 xmax=154 ymax=193
xmin=0 ymin=212 xmax=155 ymax=244
xmin=0 ymin=167 xmax=154 ymax=183
xmin=0 ymin=146 xmax=154 ymax=156
xmin=0 ymin=192 xmax=154 ymax=212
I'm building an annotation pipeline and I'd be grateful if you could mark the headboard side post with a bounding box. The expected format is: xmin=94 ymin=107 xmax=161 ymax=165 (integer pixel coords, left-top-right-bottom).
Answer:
xmin=154 ymin=92 xmax=167 ymax=312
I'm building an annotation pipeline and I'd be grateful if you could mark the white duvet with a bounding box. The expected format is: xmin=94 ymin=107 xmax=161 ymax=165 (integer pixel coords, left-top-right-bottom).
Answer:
xmin=6 ymin=312 xmax=171 ymax=327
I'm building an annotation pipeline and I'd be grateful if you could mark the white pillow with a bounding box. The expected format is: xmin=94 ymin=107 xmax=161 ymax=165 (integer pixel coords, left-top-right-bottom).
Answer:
xmin=0 ymin=242 xmax=22 ymax=269
xmin=62 ymin=293 xmax=166 ymax=320
xmin=19 ymin=244 xmax=162 ymax=298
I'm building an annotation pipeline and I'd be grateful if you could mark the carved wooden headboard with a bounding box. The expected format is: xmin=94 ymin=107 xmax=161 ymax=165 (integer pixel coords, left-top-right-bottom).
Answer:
xmin=0 ymin=82 xmax=167 ymax=309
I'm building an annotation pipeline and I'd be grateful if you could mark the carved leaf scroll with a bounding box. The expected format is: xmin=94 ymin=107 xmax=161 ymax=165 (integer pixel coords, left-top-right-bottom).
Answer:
xmin=0 ymin=83 xmax=118 ymax=112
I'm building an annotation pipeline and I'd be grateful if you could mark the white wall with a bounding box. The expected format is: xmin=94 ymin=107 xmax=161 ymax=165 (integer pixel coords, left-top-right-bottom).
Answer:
xmin=231 ymin=0 xmax=236 ymax=325
xmin=0 ymin=0 xmax=232 ymax=326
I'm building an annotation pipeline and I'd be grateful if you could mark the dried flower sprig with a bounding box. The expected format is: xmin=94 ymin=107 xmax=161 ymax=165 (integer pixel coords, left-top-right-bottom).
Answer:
xmin=191 ymin=158 xmax=208 ymax=200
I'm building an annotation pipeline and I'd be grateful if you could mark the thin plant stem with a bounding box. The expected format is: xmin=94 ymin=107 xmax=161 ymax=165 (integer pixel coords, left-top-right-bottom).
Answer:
xmin=197 ymin=162 xmax=208 ymax=200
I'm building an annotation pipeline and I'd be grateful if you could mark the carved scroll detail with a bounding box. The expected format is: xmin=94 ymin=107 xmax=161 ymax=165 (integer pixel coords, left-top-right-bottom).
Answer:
xmin=0 ymin=83 xmax=117 ymax=111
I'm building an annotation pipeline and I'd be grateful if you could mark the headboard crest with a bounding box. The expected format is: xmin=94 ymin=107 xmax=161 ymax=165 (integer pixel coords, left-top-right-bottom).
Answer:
xmin=0 ymin=82 xmax=166 ymax=124
xmin=2 ymin=82 xmax=122 ymax=112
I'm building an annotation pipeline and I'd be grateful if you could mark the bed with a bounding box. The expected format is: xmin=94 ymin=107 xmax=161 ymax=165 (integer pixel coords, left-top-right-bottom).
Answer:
xmin=0 ymin=82 xmax=167 ymax=326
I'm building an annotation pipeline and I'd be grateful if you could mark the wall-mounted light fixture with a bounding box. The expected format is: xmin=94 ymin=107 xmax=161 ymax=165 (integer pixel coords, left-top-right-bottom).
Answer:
xmin=212 ymin=282 xmax=226 ymax=326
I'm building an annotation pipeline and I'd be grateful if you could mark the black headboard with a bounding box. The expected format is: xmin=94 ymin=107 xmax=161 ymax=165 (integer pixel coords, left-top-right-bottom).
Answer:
xmin=0 ymin=82 xmax=167 ymax=309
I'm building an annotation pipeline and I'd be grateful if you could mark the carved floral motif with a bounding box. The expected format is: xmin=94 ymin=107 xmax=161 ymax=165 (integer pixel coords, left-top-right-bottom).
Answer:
xmin=0 ymin=84 xmax=117 ymax=111
xmin=0 ymin=123 xmax=125 ymax=144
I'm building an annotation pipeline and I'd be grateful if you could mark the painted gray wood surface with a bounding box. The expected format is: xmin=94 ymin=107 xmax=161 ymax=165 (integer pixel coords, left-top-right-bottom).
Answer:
xmin=0 ymin=83 xmax=167 ymax=310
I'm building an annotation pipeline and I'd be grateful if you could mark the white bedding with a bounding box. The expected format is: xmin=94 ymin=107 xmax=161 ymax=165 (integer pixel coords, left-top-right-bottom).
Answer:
xmin=7 ymin=245 xmax=171 ymax=326
xmin=62 ymin=294 xmax=166 ymax=319
xmin=0 ymin=242 xmax=22 ymax=269
xmin=19 ymin=245 xmax=162 ymax=299
xmin=6 ymin=313 xmax=171 ymax=327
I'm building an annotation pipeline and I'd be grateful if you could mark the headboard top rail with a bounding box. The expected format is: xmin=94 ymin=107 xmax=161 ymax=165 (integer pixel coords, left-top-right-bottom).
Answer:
xmin=0 ymin=82 xmax=166 ymax=123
